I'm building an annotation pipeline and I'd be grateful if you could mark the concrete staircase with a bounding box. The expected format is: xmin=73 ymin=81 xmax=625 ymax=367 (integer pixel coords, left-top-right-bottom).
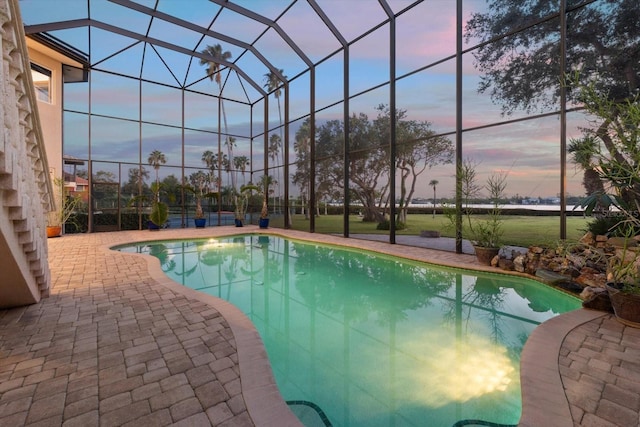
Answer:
xmin=0 ymin=0 xmax=54 ymax=307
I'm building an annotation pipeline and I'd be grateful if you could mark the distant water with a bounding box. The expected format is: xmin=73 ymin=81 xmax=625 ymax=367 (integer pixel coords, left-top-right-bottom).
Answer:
xmin=416 ymin=203 xmax=589 ymax=212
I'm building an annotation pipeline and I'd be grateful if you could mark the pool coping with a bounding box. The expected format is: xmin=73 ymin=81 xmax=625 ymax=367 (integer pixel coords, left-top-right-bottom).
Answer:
xmin=518 ymin=308 xmax=606 ymax=427
xmin=105 ymin=227 xmax=592 ymax=426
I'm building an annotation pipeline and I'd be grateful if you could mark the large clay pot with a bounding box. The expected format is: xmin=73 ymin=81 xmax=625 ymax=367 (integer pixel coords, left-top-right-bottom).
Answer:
xmin=259 ymin=218 xmax=269 ymax=229
xmin=474 ymin=246 xmax=499 ymax=265
xmin=46 ymin=225 xmax=62 ymax=238
xmin=194 ymin=218 xmax=206 ymax=228
xmin=605 ymin=283 xmax=640 ymax=328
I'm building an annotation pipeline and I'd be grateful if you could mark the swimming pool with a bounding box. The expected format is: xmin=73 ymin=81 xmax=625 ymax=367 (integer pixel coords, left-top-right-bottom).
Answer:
xmin=116 ymin=234 xmax=581 ymax=427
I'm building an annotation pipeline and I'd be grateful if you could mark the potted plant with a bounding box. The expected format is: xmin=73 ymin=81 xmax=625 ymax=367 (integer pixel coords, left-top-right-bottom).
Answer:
xmin=566 ymin=73 xmax=640 ymax=327
xmin=604 ymin=233 xmax=640 ymax=327
xmin=147 ymin=149 xmax=169 ymax=229
xmin=46 ymin=177 xmax=82 ymax=237
xmin=472 ymin=172 xmax=507 ymax=264
xmin=470 ymin=218 xmax=504 ymax=264
xmin=194 ymin=199 xmax=206 ymax=228
xmin=446 ymin=160 xmax=507 ymax=265
xmin=184 ymin=172 xmax=210 ymax=228
xmin=233 ymin=184 xmax=258 ymax=227
xmin=129 ymin=181 xmax=169 ymax=230
xmin=257 ymin=174 xmax=272 ymax=229
xmin=259 ymin=198 xmax=269 ymax=229
xmin=234 ymin=191 xmax=247 ymax=227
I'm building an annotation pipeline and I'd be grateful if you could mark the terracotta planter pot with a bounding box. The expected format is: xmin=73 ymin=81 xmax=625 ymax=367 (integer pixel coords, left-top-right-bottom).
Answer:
xmin=605 ymin=283 xmax=640 ymax=328
xmin=474 ymin=246 xmax=499 ymax=265
xmin=46 ymin=225 xmax=62 ymax=238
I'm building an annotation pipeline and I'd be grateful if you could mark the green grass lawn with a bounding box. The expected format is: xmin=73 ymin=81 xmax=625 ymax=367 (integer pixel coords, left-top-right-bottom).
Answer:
xmin=268 ymin=213 xmax=591 ymax=248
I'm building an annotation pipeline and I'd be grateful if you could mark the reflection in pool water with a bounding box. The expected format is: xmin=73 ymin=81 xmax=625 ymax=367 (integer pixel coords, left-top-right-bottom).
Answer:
xmin=116 ymin=234 xmax=581 ymax=427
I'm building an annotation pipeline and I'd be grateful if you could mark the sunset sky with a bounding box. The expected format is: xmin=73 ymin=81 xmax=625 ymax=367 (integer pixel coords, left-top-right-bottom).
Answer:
xmin=20 ymin=0 xmax=586 ymax=201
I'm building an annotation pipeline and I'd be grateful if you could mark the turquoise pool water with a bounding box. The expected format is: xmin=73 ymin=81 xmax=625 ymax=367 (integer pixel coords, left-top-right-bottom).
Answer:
xmin=116 ymin=235 xmax=581 ymax=427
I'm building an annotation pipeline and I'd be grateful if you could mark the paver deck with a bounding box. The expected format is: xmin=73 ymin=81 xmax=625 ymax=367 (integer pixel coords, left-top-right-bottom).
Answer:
xmin=0 ymin=227 xmax=638 ymax=426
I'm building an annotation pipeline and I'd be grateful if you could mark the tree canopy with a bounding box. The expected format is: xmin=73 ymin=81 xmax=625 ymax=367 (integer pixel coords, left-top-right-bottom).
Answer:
xmin=298 ymin=106 xmax=453 ymax=223
xmin=465 ymin=0 xmax=640 ymax=115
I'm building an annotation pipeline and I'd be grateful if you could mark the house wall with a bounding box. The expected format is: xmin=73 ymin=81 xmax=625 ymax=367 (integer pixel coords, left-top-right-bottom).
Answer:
xmin=0 ymin=0 xmax=54 ymax=308
xmin=25 ymin=41 xmax=63 ymax=184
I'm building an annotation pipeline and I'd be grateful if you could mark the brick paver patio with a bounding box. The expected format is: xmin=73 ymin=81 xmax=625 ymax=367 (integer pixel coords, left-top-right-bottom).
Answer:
xmin=0 ymin=227 xmax=638 ymax=426
xmin=560 ymin=314 xmax=640 ymax=426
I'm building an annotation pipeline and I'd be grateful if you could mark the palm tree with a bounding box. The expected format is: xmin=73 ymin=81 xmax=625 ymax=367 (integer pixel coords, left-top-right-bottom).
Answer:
xmin=226 ymin=137 xmax=238 ymax=184
xmin=568 ymin=136 xmax=605 ymax=198
xmin=429 ymin=179 xmax=439 ymax=218
xmin=268 ymin=133 xmax=281 ymax=211
xmin=202 ymin=150 xmax=215 ymax=170
xmin=264 ymin=69 xmax=286 ymax=138
xmin=220 ymin=185 xmax=234 ymax=210
xmin=258 ymin=174 xmax=276 ymax=213
xmin=148 ymin=150 xmax=166 ymax=200
xmin=568 ymin=135 xmax=608 ymax=216
xmin=292 ymin=118 xmax=311 ymax=218
xmin=264 ymin=69 xmax=287 ymax=212
xmin=200 ymin=44 xmax=235 ymax=190
xmin=234 ymin=155 xmax=250 ymax=185
xmin=202 ymin=149 xmax=216 ymax=189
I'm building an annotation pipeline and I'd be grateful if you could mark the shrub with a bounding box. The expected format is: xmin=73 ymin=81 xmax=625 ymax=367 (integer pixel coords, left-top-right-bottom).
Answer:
xmin=377 ymin=220 xmax=406 ymax=230
xmin=584 ymin=215 xmax=640 ymax=237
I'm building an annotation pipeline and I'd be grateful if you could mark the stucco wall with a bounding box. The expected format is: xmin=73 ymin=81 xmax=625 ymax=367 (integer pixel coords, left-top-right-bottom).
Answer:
xmin=25 ymin=46 xmax=62 ymax=182
xmin=0 ymin=0 xmax=53 ymax=308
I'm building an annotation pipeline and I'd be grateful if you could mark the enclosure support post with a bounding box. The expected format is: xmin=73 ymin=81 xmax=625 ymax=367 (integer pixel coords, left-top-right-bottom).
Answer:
xmin=559 ymin=0 xmax=568 ymax=240
xmin=455 ymin=0 xmax=463 ymax=254
xmin=343 ymin=47 xmax=350 ymax=238
xmin=309 ymin=69 xmax=316 ymax=233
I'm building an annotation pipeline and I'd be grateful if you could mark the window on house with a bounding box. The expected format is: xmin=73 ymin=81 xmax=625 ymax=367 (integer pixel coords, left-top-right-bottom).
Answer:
xmin=30 ymin=63 xmax=51 ymax=103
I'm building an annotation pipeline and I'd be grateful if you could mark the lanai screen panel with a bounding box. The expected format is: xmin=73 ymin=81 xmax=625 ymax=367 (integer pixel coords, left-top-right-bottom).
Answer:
xmin=19 ymin=0 xmax=625 ymax=242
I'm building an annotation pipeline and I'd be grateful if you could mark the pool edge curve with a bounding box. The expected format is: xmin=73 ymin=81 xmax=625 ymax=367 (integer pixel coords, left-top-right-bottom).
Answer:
xmin=106 ymin=226 xmax=591 ymax=427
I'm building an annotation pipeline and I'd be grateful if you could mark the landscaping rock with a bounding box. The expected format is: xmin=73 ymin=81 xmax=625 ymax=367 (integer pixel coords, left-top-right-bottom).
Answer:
xmin=608 ymin=236 xmax=638 ymax=248
xmin=579 ymin=231 xmax=596 ymax=246
xmin=497 ymin=258 xmax=515 ymax=271
xmin=581 ymin=286 xmax=614 ymax=312
xmin=535 ymin=269 xmax=572 ymax=286
xmin=490 ymin=254 xmax=500 ymax=267
xmin=557 ymin=281 xmax=587 ymax=294
xmin=566 ymin=253 xmax=586 ymax=270
xmin=575 ymin=266 xmax=606 ymax=288
xmin=489 ymin=234 xmax=632 ymax=313
xmin=513 ymin=254 xmax=527 ymax=273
